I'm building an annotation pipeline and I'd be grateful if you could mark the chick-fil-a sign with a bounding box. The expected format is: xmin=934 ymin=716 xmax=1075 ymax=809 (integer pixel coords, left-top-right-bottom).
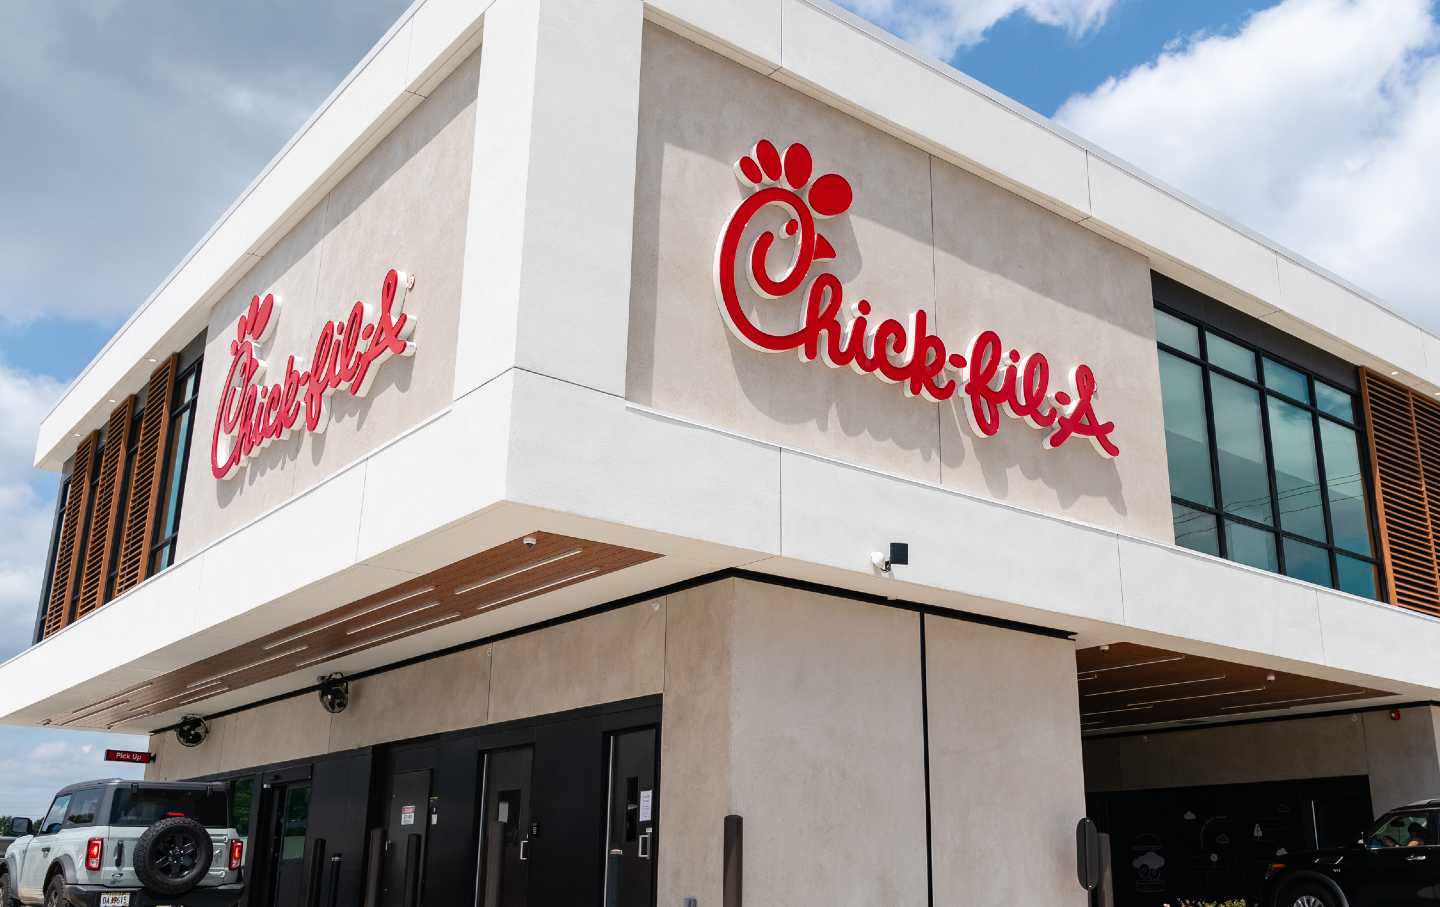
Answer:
xmin=211 ymin=268 xmax=417 ymax=480
xmin=713 ymin=139 xmax=1119 ymax=458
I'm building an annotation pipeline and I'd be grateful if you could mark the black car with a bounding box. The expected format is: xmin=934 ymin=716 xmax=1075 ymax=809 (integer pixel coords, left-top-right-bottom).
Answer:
xmin=1262 ymin=802 xmax=1440 ymax=906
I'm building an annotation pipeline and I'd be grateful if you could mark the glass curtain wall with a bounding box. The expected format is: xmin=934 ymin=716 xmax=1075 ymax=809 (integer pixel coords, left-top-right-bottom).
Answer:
xmin=1155 ymin=307 xmax=1381 ymax=599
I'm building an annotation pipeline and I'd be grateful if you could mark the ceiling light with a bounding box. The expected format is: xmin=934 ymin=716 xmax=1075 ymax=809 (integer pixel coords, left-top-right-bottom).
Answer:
xmin=185 ymin=646 xmax=307 ymax=688
xmin=475 ymin=569 xmax=600 ymax=613
xmin=1080 ymin=655 xmax=1185 ymax=676
xmin=452 ymin=549 xmax=584 ymax=596
xmin=1083 ymin=674 xmax=1227 ymax=698
xmin=1219 ymin=691 xmax=1366 ymax=711
xmin=293 ymin=612 xmax=463 ymax=670
xmin=345 ymin=601 xmax=439 ymax=636
xmin=178 ymin=687 xmax=229 ymax=707
xmin=1126 ymin=686 xmax=1266 ymax=708
xmin=262 ymin=586 xmax=436 ymax=650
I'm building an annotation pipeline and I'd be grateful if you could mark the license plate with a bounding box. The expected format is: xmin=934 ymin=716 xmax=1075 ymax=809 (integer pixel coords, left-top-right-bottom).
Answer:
xmin=99 ymin=895 xmax=131 ymax=907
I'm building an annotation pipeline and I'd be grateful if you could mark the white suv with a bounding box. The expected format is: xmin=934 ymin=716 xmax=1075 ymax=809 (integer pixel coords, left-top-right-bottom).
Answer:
xmin=0 ymin=780 xmax=244 ymax=907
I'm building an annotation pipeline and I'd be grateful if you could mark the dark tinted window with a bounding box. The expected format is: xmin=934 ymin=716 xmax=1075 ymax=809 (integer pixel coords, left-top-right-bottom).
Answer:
xmin=63 ymin=788 xmax=103 ymax=828
xmin=110 ymin=787 xmax=228 ymax=827
xmin=231 ymin=778 xmax=255 ymax=837
xmin=39 ymin=795 xmax=71 ymax=835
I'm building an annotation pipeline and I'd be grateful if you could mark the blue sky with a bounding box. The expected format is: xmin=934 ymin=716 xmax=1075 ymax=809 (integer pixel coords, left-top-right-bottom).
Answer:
xmin=0 ymin=0 xmax=1436 ymax=817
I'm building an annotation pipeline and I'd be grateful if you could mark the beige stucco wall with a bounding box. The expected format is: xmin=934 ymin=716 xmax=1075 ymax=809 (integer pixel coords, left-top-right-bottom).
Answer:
xmin=145 ymin=577 xmax=1089 ymax=907
xmin=926 ymin=616 xmax=1089 ymax=907
xmin=146 ymin=598 xmax=662 ymax=780
xmin=1083 ymin=706 xmax=1440 ymax=816
xmin=658 ymin=578 xmax=931 ymax=907
xmin=175 ymin=47 xmax=481 ymax=557
xmin=628 ymin=24 xmax=1173 ymax=541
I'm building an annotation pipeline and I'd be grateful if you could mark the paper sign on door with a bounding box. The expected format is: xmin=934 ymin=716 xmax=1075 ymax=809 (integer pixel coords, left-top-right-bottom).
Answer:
xmin=639 ymin=790 xmax=653 ymax=822
xmin=401 ymin=805 xmax=416 ymax=826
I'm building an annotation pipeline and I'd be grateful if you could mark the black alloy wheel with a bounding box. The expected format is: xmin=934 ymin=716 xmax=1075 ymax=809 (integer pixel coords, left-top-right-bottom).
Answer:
xmin=133 ymin=815 xmax=213 ymax=897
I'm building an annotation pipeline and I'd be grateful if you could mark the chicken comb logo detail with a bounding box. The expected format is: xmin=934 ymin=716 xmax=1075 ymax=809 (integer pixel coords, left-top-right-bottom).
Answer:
xmin=713 ymin=138 xmax=1120 ymax=459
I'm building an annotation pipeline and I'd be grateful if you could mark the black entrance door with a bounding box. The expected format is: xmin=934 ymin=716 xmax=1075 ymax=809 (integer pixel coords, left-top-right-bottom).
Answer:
xmin=260 ymin=781 xmax=312 ymax=907
xmin=380 ymin=769 xmax=433 ymax=907
xmin=603 ymin=728 xmax=658 ymax=907
xmin=477 ymin=747 xmax=534 ymax=907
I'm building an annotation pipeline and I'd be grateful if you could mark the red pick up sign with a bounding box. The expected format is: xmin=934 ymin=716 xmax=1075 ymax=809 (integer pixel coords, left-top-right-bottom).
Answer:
xmin=104 ymin=749 xmax=155 ymax=764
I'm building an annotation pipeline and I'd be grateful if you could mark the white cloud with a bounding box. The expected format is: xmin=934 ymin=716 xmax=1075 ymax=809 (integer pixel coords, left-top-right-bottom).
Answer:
xmin=0 ymin=729 xmax=147 ymax=818
xmin=0 ymin=360 xmax=63 ymax=659
xmin=1056 ymin=0 xmax=1440 ymax=331
xmin=839 ymin=0 xmax=1118 ymax=58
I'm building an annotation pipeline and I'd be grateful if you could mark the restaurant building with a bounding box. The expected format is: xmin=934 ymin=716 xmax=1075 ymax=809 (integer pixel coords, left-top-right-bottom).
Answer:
xmin=6 ymin=1 xmax=1440 ymax=905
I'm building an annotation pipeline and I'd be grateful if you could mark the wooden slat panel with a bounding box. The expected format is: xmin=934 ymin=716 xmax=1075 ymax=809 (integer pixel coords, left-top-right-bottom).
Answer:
xmin=42 ymin=433 xmax=98 ymax=639
xmin=114 ymin=357 xmax=177 ymax=596
xmin=1361 ymin=370 xmax=1440 ymax=615
xmin=1076 ymin=642 xmax=1388 ymax=732
xmin=75 ymin=399 xmax=135 ymax=619
xmin=53 ymin=532 xmax=662 ymax=728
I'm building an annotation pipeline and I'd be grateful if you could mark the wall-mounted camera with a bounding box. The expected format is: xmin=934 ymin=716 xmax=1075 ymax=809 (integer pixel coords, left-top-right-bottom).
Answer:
xmin=176 ymin=715 xmax=209 ymax=748
xmin=870 ymin=542 xmax=910 ymax=575
xmin=318 ymin=673 xmax=350 ymax=715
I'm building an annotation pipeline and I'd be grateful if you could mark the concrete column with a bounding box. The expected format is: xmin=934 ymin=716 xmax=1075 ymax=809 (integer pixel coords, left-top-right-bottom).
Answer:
xmin=1362 ymin=705 xmax=1440 ymax=814
xmin=454 ymin=0 xmax=644 ymax=400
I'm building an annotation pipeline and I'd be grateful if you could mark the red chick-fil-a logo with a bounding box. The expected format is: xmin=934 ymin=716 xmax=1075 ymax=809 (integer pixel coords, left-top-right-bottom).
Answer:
xmin=712 ymin=139 xmax=1119 ymax=458
xmin=211 ymin=268 xmax=417 ymax=480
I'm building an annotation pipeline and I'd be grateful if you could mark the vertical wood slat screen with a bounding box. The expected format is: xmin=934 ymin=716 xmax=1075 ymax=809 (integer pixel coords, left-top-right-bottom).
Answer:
xmin=1360 ymin=369 xmax=1440 ymax=615
xmin=75 ymin=397 xmax=135 ymax=620
xmin=42 ymin=432 xmax=98 ymax=638
xmin=113 ymin=356 xmax=178 ymax=597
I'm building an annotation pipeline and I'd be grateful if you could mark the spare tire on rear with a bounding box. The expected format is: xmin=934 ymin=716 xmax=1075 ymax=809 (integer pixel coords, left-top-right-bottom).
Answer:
xmin=133 ymin=815 xmax=213 ymax=897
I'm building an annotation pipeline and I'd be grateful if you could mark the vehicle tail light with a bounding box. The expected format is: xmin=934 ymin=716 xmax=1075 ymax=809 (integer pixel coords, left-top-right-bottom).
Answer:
xmin=229 ymin=838 xmax=244 ymax=870
xmin=85 ymin=838 xmax=104 ymax=871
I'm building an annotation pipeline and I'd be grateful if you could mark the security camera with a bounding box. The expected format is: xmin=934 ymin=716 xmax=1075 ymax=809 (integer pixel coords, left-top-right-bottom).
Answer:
xmin=318 ymin=673 xmax=350 ymax=715
xmin=176 ymin=715 xmax=209 ymax=748
xmin=870 ymin=542 xmax=910 ymax=574
xmin=522 ymin=536 xmax=538 ymax=548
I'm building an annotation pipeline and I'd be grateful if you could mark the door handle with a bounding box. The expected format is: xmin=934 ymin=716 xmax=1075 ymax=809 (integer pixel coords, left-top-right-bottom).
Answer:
xmin=638 ymin=832 xmax=651 ymax=860
xmin=519 ymin=838 xmax=529 ymax=862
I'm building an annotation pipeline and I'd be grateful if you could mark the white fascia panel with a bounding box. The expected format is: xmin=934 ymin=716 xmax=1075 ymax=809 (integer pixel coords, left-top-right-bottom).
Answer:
xmin=1271 ymin=255 xmax=1432 ymax=387
xmin=776 ymin=0 xmax=1091 ymax=218
xmin=355 ymin=376 xmax=513 ymax=564
xmin=1118 ymin=538 xmax=1326 ymax=665
xmin=406 ymin=0 xmax=492 ymax=95
xmin=512 ymin=0 xmax=644 ymax=397
xmin=504 ymin=371 xmax=782 ymax=558
xmin=776 ymin=449 xmax=1125 ymax=626
xmin=643 ymin=0 xmax=782 ymax=73
xmin=1315 ymin=589 xmax=1440 ymax=691
xmin=456 ymin=0 xmax=645 ymax=401
xmin=35 ymin=0 xmax=489 ymax=471
xmin=1087 ymin=155 xmax=1281 ymax=308
xmin=197 ymin=462 xmax=371 ymax=629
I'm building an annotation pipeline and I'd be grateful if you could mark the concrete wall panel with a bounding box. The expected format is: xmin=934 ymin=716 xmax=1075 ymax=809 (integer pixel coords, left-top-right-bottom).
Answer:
xmin=728 ymin=581 xmax=930 ymax=907
xmin=327 ymin=645 xmax=491 ymax=752
xmin=487 ymin=600 xmax=666 ymax=725
xmin=657 ymin=580 xmax=737 ymax=907
xmin=177 ymin=47 xmax=481 ymax=557
xmin=630 ymin=25 xmax=1171 ymax=538
xmin=926 ymin=616 xmax=1088 ymax=907
xmin=932 ymin=165 xmax=1171 ymax=539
